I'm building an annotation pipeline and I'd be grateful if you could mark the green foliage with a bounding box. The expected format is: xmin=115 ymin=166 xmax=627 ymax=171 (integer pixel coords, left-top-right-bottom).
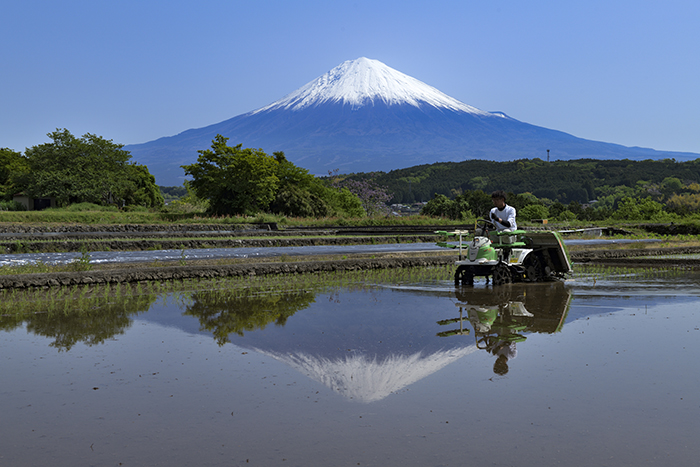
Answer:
xmin=666 ymin=193 xmax=700 ymax=215
xmin=661 ymin=176 xmax=683 ymax=192
xmin=328 ymin=171 xmax=392 ymax=216
xmin=182 ymin=135 xmax=280 ymax=215
xmin=320 ymin=186 xmax=365 ymax=217
xmin=163 ymin=180 xmax=210 ymax=214
xmin=70 ymin=247 xmax=92 ymax=271
xmin=159 ymin=185 xmax=188 ymax=199
xmin=122 ymin=163 xmax=164 ymax=208
xmin=21 ymin=129 xmax=162 ymax=208
xmin=612 ymin=197 xmax=666 ymax=221
xmin=270 ymin=185 xmax=331 ymax=217
xmin=183 ymin=136 xmax=368 ymax=218
xmin=555 ymin=210 xmax=578 ymax=221
xmin=269 ymin=151 xmax=338 ymax=217
xmin=0 ymin=200 xmax=26 ymax=211
xmin=0 ymin=147 xmax=29 ymax=200
xmin=519 ymin=204 xmax=549 ymax=221
xmin=421 ymin=194 xmax=453 ymax=218
xmin=273 ymin=151 xmax=315 ymax=190
xmin=359 ymin=158 xmax=700 ymax=205
xmin=421 ymin=193 xmax=474 ymax=220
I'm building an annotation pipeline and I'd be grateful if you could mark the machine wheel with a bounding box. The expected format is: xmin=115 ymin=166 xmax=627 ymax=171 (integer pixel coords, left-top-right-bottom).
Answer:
xmin=523 ymin=254 xmax=544 ymax=282
xmin=492 ymin=263 xmax=512 ymax=286
xmin=455 ymin=265 xmax=474 ymax=286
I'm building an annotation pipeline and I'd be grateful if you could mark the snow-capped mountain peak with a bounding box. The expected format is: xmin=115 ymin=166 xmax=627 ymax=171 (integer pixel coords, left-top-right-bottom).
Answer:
xmin=255 ymin=57 xmax=494 ymax=115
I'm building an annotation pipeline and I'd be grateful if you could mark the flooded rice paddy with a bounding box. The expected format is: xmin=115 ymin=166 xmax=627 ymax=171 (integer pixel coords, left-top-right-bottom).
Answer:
xmin=0 ymin=237 xmax=660 ymax=267
xmin=2 ymin=265 xmax=699 ymax=466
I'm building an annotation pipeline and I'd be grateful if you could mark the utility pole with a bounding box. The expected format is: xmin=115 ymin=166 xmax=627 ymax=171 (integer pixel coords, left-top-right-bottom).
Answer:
xmin=547 ymin=149 xmax=550 ymax=162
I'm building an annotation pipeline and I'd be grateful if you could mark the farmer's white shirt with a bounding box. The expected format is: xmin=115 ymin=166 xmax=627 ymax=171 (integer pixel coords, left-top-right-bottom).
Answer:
xmin=489 ymin=204 xmax=517 ymax=231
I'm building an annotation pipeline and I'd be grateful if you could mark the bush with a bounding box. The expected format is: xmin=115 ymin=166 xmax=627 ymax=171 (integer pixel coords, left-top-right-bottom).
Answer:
xmin=612 ymin=197 xmax=665 ymax=221
xmin=0 ymin=200 xmax=26 ymax=211
xmin=322 ymin=187 xmax=365 ymax=218
xmin=270 ymin=186 xmax=331 ymax=218
xmin=421 ymin=194 xmax=454 ymax=218
xmin=556 ymin=210 xmax=578 ymax=221
xmin=666 ymin=193 xmax=700 ymax=215
xmin=519 ymin=204 xmax=549 ymax=221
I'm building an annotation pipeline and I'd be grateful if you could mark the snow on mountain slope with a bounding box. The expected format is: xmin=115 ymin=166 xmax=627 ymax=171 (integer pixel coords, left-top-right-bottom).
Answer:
xmin=125 ymin=57 xmax=699 ymax=186
xmin=254 ymin=57 xmax=497 ymax=115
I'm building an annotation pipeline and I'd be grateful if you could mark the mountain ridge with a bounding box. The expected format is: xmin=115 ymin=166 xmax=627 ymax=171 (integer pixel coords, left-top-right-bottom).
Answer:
xmin=125 ymin=58 xmax=699 ymax=186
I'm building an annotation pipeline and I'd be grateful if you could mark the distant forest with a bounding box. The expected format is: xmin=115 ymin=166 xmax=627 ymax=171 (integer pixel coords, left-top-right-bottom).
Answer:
xmin=349 ymin=158 xmax=700 ymax=204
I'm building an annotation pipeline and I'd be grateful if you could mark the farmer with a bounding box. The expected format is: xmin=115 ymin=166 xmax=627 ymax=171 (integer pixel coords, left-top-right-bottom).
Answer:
xmin=489 ymin=190 xmax=517 ymax=231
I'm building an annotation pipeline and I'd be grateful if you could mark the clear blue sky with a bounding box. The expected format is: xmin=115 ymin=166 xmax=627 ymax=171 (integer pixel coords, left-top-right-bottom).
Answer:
xmin=2 ymin=0 xmax=699 ymax=157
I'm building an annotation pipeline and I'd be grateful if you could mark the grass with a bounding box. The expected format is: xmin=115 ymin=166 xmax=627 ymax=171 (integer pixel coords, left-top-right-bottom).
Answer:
xmin=0 ymin=208 xmax=515 ymax=228
xmin=573 ymin=263 xmax=688 ymax=280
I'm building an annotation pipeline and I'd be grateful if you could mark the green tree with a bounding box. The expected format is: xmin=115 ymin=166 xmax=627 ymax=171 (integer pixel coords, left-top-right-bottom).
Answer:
xmin=0 ymin=148 xmax=30 ymax=200
xmin=182 ymin=135 xmax=280 ymax=215
xmin=519 ymin=204 xmax=549 ymax=221
xmin=661 ymin=176 xmax=683 ymax=195
xmin=269 ymin=151 xmax=333 ymax=217
xmin=421 ymin=194 xmax=456 ymax=218
xmin=122 ymin=164 xmax=165 ymax=208
xmin=320 ymin=186 xmax=365 ymax=217
xmin=666 ymin=193 xmax=700 ymax=215
xmin=184 ymin=138 xmax=366 ymax=218
xmin=613 ymin=196 xmax=665 ymax=220
xmin=462 ymin=190 xmax=492 ymax=218
xmin=270 ymin=184 xmax=331 ymax=217
xmin=22 ymin=129 xmax=161 ymax=208
xmin=555 ymin=210 xmax=578 ymax=221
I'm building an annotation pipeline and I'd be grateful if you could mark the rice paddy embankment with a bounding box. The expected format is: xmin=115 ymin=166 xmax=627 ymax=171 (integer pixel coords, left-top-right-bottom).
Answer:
xmin=2 ymin=222 xmax=700 ymax=289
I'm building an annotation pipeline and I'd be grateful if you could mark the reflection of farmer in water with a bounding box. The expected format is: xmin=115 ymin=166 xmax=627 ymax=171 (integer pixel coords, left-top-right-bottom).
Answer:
xmin=447 ymin=284 xmax=571 ymax=375
xmin=491 ymin=339 xmax=517 ymax=375
xmin=468 ymin=304 xmax=525 ymax=375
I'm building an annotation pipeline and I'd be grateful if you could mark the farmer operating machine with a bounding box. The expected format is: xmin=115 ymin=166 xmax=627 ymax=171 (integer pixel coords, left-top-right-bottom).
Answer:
xmin=437 ymin=219 xmax=573 ymax=286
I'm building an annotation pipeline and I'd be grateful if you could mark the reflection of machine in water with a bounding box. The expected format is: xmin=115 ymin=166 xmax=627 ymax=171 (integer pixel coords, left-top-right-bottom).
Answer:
xmin=437 ymin=283 xmax=572 ymax=374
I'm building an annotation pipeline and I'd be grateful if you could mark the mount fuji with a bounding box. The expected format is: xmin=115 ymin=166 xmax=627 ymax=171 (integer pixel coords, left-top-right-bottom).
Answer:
xmin=125 ymin=57 xmax=698 ymax=186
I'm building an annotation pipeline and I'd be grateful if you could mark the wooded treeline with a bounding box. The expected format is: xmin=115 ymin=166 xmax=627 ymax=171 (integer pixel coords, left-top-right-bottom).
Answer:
xmin=356 ymin=158 xmax=700 ymax=204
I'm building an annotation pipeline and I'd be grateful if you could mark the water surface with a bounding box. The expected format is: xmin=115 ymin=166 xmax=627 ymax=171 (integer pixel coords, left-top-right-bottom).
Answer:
xmin=2 ymin=269 xmax=699 ymax=466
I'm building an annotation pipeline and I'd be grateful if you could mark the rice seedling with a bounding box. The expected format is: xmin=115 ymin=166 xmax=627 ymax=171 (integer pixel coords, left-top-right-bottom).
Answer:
xmin=573 ymin=263 xmax=686 ymax=283
xmin=0 ymin=263 xmax=451 ymax=326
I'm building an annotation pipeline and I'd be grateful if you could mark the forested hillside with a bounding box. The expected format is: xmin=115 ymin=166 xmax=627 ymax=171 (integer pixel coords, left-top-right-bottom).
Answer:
xmin=357 ymin=158 xmax=700 ymax=204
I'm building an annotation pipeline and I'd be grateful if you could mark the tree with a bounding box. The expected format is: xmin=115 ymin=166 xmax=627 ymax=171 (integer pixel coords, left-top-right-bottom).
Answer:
xmin=121 ymin=164 xmax=165 ymax=208
xmin=270 ymin=185 xmax=332 ymax=217
xmin=667 ymin=193 xmax=700 ymax=215
xmin=0 ymin=148 xmax=29 ymax=200
xmin=519 ymin=204 xmax=549 ymax=221
xmin=329 ymin=171 xmax=392 ymax=216
xmin=183 ymin=138 xmax=367 ymax=218
xmin=182 ymin=135 xmax=280 ymax=215
xmin=613 ymin=196 xmax=665 ymax=220
xmin=268 ymin=151 xmax=333 ymax=217
xmin=421 ymin=194 xmax=455 ymax=218
xmin=22 ymin=129 xmax=162 ymax=208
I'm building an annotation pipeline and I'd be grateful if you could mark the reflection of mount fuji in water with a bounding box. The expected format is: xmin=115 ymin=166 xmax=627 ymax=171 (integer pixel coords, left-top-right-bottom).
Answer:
xmin=195 ymin=288 xmax=478 ymax=403
xmin=255 ymin=346 xmax=475 ymax=403
xmin=161 ymin=283 xmax=573 ymax=402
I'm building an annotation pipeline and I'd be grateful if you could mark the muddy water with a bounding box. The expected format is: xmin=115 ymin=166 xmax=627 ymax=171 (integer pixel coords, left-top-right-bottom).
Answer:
xmin=1 ymin=270 xmax=699 ymax=466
